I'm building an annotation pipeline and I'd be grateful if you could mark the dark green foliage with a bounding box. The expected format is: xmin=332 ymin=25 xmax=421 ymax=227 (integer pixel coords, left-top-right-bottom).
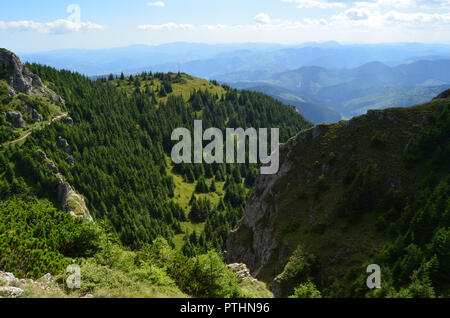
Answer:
xmin=334 ymin=164 xmax=383 ymax=220
xmin=224 ymin=178 xmax=246 ymax=208
xmin=0 ymin=61 xmax=13 ymax=80
xmin=210 ymin=178 xmax=216 ymax=192
xmin=275 ymin=245 xmax=316 ymax=297
xmin=189 ymin=197 xmax=211 ymax=223
xmin=313 ymin=174 xmax=330 ymax=199
xmin=195 ymin=175 xmax=209 ymax=193
xmin=137 ymin=238 xmax=242 ymax=297
xmin=403 ymin=103 xmax=449 ymax=168
xmin=334 ymin=104 xmax=450 ymax=297
xmin=4 ymin=63 xmax=309 ymax=254
xmin=0 ymin=124 xmax=19 ymax=143
xmin=0 ymin=199 xmax=101 ymax=279
xmin=163 ymin=81 xmax=173 ymax=94
xmin=370 ymin=131 xmax=388 ymax=148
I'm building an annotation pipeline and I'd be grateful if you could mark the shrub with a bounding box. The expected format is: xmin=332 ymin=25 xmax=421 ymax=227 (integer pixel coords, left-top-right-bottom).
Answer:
xmin=0 ymin=199 xmax=101 ymax=278
xmin=289 ymin=281 xmax=322 ymax=298
xmin=370 ymin=132 xmax=388 ymax=148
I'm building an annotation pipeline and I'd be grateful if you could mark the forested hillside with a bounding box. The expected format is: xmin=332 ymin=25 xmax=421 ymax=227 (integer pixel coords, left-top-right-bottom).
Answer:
xmin=227 ymin=93 xmax=449 ymax=298
xmin=0 ymin=49 xmax=310 ymax=297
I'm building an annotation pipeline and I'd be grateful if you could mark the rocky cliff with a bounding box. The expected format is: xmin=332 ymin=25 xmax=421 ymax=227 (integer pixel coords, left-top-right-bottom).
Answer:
xmin=0 ymin=48 xmax=59 ymax=99
xmin=226 ymin=94 xmax=450 ymax=297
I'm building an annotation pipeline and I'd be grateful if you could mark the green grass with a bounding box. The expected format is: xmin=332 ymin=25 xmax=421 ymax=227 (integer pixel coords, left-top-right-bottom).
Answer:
xmin=112 ymin=73 xmax=226 ymax=104
xmin=165 ymin=154 xmax=226 ymax=250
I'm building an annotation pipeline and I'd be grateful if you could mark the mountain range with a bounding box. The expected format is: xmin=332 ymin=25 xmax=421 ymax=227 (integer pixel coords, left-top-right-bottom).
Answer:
xmin=220 ymin=59 xmax=450 ymax=119
xmin=20 ymin=42 xmax=450 ymax=78
xmin=19 ymin=42 xmax=450 ymax=124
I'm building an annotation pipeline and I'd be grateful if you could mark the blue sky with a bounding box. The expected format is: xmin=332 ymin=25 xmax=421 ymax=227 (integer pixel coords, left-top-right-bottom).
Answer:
xmin=1 ymin=0 xmax=450 ymax=52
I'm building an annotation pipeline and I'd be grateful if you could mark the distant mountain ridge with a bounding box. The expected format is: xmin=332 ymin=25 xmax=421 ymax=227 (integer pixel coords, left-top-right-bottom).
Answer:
xmin=20 ymin=42 xmax=450 ymax=77
xmin=231 ymin=83 xmax=342 ymax=124
xmin=219 ymin=59 xmax=450 ymax=118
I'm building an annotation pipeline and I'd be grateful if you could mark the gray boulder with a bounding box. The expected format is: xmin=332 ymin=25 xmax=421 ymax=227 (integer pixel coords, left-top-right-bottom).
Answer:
xmin=58 ymin=136 xmax=72 ymax=154
xmin=66 ymin=155 xmax=75 ymax=167
xmin=50 ymin=94 xmax=64 ymax=104
xmin=0 ymin=48 xmax=45 ymax=95
xmin=37 ymin=149 xmax=47 ymax=159
xmin=6 ymin=111 xmax=26 ymax=128
xmin=63 ymin=117 xmax=74 ymax=126
xmin=24 ymin=105 xmax=43 ymax=122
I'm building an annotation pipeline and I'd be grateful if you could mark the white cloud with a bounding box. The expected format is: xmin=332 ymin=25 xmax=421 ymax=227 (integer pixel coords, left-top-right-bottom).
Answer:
xmin=343 ymin=7 xmax=371 ymax=20
xmin=254 ymin=13 xmax=272 ymax=24
xmin=282 ymin=0 xmax=346 ymax=9
xmin=0 ymin=19 xmax=104 ymax=34
xmin=147 ymin=1 xmax=165 ymax=7
xmin=330 ymin=6 xmax=450 ymax=28
xmin=138 ymin=22 xmax=194 ymax=31
xmin=384 ymin=10 xmax=450 ymax=24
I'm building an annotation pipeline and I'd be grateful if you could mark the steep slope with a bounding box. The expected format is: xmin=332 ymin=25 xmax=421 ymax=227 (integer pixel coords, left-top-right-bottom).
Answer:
xmin=0 ymin=48 xmax=65 ymax=145
xmin=0 ymin=49 xmax=91 ymax=221
xmin=227 ymin=95 xmax=449 ymax=298
xmin=1 ymin=50 xmax=310 ymax=290
xmin=2 ymin=50 xmax=315 ymax=297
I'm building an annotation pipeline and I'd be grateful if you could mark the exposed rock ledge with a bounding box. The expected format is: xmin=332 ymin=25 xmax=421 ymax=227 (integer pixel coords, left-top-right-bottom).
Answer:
xmin=226 ymin=135 xmax=298 ymax=276
xmin=0 ymin=48 xmax=64 ymax=103
xmin=227 ymin=263 xmax=257 ymax=282
xmin=38 ymin=149 xmax=92 ymax=221
xmin=57 ymin=177 xmax=93 ymax=221
xmin=0 ymin=271 xmax=54 ymax=298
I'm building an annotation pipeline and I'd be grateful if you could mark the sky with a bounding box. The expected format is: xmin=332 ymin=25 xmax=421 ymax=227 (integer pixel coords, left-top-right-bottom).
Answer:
xmin=1 ymin=0 xmax=450 ymax=53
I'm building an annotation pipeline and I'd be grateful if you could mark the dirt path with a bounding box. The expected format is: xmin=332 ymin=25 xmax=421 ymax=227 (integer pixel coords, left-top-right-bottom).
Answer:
xmin=1 ymin=113 xmax=68 ymax=148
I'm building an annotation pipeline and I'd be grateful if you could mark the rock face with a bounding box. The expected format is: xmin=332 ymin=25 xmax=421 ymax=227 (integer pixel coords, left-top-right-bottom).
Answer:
xmin=58 ymin=136 xmax=72 ymax=154
xmin=66 ymin=155 xmax=75 ymax=167
xmin=57 ymin=176 xmax=92 ymax=221
xmin=5 ymin=111 xmax=26 ymax=128
xmin=50 ymin=94 xmax=64 ymax=104
xmin=63 ymin=117 xmax=74 ymax=126
xmin=0 ymin=48 xmax=45 ymax=95
xmin=0 ymin=271 xmax=56 ymax=298
xmin=38 ymin=150 xmax=91 ymax=221
xmin=0 ymin=48 xmax=63 ymax=103
xmin=0 ymin=272 xmax=23 ymax=298
xmin=24 ymin=105 xmax=43 ymax=122
xmin=226 ymin=131 xmax=302 ymax=277
xmin=227 ymin=263 xmax=256 ymax=282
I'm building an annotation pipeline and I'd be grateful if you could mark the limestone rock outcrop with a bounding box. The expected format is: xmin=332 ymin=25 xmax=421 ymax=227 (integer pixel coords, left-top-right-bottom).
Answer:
xmin=5 ymin=111 xmax=26 ymax=128
xmin=24 ymin=105 xmax=43 ymax=122
xmin=0 ymin=48 xmax=45 ymax=95
xmin=58 ymin=136 xmax=72 ymax=154
xmin=57 ymin=176 xmax=92 ymax=221
xmin=0 ymin=48 xmax=64 ymax=103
